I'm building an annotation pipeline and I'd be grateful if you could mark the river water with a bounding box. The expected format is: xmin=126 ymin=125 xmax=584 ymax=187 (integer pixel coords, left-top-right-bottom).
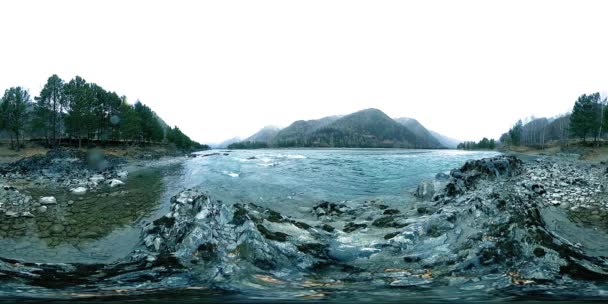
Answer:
xmin=179 ymin=149 xmax=499 ymax=209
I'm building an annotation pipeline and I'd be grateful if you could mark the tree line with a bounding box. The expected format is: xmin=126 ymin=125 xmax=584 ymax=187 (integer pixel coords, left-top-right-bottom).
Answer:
xmin=457 ymin=137 xmax=496 ymax=150
xmin=0 ymin=74 xmax=205 ymax=151
xmin=500 ymin=92 xmax=606 ymax=147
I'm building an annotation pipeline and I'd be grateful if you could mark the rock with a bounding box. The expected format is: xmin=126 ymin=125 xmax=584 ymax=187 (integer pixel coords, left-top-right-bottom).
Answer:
xmin=37 ymin=206 xmax=48 ymax=213
xmin=89 ymin=174 xmax=105 ymax=183
xmin=109 ymin=179 xmax=124 ymax=188
xmin=39 ymin=196 xmax=57 ymax=205
xmin=70 ymin=187 xmax=87 ymax=195
xmin=415 ymin=181 xmax=436 ymax=200
xmin=21 ymin=212 xmax=34 ymax=218
xmin=343 ymin=222 xmax=367 ymax=233
xmin=435 ymin=172 xmax=450 ymax=180
xmin=50 ymin=224 xmax=65 ymax=234
xmin=390 ymin=276 xmax=432 ymax=287
xmin=4 ymin=211 xmax=19 ymax=218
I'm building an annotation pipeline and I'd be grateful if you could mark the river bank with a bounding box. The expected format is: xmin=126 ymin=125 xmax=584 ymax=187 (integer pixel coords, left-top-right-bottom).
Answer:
xmin=0 ymin=150 xmax=607 ymax=302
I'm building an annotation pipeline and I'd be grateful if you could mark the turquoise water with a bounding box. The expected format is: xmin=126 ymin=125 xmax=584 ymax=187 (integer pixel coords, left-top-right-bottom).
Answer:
xmin=180 ymin=149 xmax=500 ymax=210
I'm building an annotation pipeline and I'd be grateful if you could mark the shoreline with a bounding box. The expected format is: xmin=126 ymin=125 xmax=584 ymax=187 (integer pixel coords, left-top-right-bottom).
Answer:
xmin=0 ymin=149 xmax=607 ymax=300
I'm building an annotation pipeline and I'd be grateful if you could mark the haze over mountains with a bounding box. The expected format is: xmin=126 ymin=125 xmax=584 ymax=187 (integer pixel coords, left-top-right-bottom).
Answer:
xmin=223 ymin=108 xmax=459 ymax=149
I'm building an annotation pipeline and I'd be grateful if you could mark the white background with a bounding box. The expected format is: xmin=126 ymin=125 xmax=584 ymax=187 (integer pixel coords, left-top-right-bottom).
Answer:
xmin=1 ymin=0 xmax=607 ymax=144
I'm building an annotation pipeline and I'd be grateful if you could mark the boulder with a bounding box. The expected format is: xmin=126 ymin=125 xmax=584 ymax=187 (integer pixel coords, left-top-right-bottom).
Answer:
xmin=89 ymin=174 xmax=105 ymax=183
xmin=4 ymin=211 xmax=19 ymax=218
xmin=70 ymin=187 xmax=87 ymax=195
xmin=39 ymin=196 xmax=57 ymax=205
xmin=109 ymin=179 xmax=124 ymax=188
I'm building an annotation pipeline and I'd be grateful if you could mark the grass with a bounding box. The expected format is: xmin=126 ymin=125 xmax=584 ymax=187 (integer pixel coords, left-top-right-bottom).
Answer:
xmin=505 ymin=140 xmax=608 ymax=162
xmin=0 ymin=140 xmax=180 ymax=164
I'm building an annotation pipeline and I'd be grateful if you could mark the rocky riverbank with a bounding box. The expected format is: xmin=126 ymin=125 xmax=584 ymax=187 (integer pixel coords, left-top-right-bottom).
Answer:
xmin=1 ymin=154 xmax=607 ymax=301
xmin=0 ymin=149 xmax=131 ymax=220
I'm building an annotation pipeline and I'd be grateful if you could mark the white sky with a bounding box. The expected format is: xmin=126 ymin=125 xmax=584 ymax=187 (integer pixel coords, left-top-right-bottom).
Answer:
xmin=1 ymin=0 xmax=607 ymax=144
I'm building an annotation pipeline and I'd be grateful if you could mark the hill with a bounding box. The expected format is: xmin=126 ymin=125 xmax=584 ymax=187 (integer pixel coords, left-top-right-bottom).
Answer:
xmin=272 ymin=109 xmax=443 ymax=148
xmin=429 ymin=130 xmax=460 ymax=149
xmin=245 ymin=126 xmax=281 ymax=143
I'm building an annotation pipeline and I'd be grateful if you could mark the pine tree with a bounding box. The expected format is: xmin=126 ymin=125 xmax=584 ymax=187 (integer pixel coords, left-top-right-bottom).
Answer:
xmin=35 ymin=74 xmax=65 ymax=146
xmin=570 ymin=93 xmax=602 ymax=141
xmin=1 ymin=87 xmax=31 ymax=151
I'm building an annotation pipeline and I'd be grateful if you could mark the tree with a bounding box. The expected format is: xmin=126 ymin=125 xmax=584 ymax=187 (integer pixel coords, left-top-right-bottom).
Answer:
xmin=65 ymin=76 xmax=95 ymax=148
xmin=35 ymin=74 xmax=65 ymax=146
xmin=118 ymin=100 xmax=141 ymax=142
xmin=1 ymin=87 xmax=31 ymax=151
xmin=508 ymin=120 xmax=523 ymax=146
xmin=570 ymin=93 xmax=602 ymax=141
xmin=134 ymin=100 xmax=164 ymax=142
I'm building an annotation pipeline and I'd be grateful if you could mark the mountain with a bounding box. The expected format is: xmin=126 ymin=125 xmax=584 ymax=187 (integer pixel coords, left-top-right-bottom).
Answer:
xmin=393 ymin=117 xmax=443 ymax=147
xmin=273 ymin=109 xmax=443 ymax=148
xmin=272 ymin=115 xmax=341 ymax=145
xmin=212 ymin=137 xmax=242 ymax=149
xmin=429 ymin=130 xmax=460 ymax=149
xmin=394 ymin=117 xmax=460 ymax=149
xmin=244 ymin=126 xmax=281 ymax=143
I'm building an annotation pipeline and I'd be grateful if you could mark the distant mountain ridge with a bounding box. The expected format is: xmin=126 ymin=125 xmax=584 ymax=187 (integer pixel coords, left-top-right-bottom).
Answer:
xmin=227 ymin=108 xmax=455 ymax=149
xmin=428 ymin=130 xmax=460 ymax=149
xmin=245 ymin=126 xmax=281 ymax=143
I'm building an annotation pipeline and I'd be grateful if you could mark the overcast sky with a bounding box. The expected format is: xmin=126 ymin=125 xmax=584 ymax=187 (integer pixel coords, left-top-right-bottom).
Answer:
xmin=1 ymin=0 xmax=607 ymax=144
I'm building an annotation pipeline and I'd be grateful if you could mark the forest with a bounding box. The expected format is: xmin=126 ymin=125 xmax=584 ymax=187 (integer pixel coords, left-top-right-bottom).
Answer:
xmin=501 ymin=93 xmax=606 ymax=147
xmin=0 ymin=74 xmax=205 ymax=151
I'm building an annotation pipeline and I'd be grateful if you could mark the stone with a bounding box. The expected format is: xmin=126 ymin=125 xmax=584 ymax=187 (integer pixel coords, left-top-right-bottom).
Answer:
xmin=109 ymin=179 xmax=124 ymax=188
xmin=70 ymin=187 xmax=87 ymax=195
xmin=4 ymin=211 xmax=19 ymax=217
xmin=50 ymin=223 xmax=65 ymax=234
xmin=39 ymin=196 xmax=57 ymax=205
xmin=21 ymin=211 xmax=34 ymax=218
xmin=37 ymin=205 xmax=48 ymax=213
xmin=89 ymin=174 xmax=105 ymax=183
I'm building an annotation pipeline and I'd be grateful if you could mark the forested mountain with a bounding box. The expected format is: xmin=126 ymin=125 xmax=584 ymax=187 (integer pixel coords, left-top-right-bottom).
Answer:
xmin=428 ymin=130 xmax=460 ymax=149
xmin=245 ymin=126 xmax=281 ymax=143
xmin=271 ymin=115 xmax=341 ymax=145
xmin=394 ymin=117 xmax=449 ymax=148
xmin=240 ymin=109 xmax=442 ymax=148
xmin=500 ymin=114 xmax=571 ymax=146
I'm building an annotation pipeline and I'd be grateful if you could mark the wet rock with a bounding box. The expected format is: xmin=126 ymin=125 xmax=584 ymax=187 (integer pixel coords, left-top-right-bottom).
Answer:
xmin=108 ymin=179 xmax=124 ymax=188
xmin=70 ymin=187 xmax=87 ymax=195
xmin=37 ymin=206 xmax=48 ymax=213
xmin=49 ymin=224 xmax=64 ymax=234
xmin=39 ymin=196 xmax=57 ymax=205
xmin=383 ymin=209 xmax=400 ymax=215
xmin=89 ymin=174 xmax=105 ymax=183
xmin=343 ymin=222 xmax=367 ymax=233
xmin=4 ymin=211 xmax=19 ymax=218
xmin=389 ymin=276 xmax=432 ymax=287
xmin=372 ymin=216 xmax=408 ymax=228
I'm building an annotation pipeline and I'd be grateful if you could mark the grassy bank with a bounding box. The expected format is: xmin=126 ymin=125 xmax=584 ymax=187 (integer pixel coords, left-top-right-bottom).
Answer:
xmin=0 ymin=139 xmax=196 ymax=164
xmin=502 ymin=140 xmax=608 ymax=162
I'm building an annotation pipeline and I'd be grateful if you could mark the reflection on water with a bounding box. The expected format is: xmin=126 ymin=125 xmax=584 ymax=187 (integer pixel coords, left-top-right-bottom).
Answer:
xmin=0 ymin=167 xmax=166 ymax=263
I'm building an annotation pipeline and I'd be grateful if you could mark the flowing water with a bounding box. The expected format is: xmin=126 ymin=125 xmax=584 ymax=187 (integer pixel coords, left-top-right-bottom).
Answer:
xmin=179 ymin=149 xmax=499 ymax=210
